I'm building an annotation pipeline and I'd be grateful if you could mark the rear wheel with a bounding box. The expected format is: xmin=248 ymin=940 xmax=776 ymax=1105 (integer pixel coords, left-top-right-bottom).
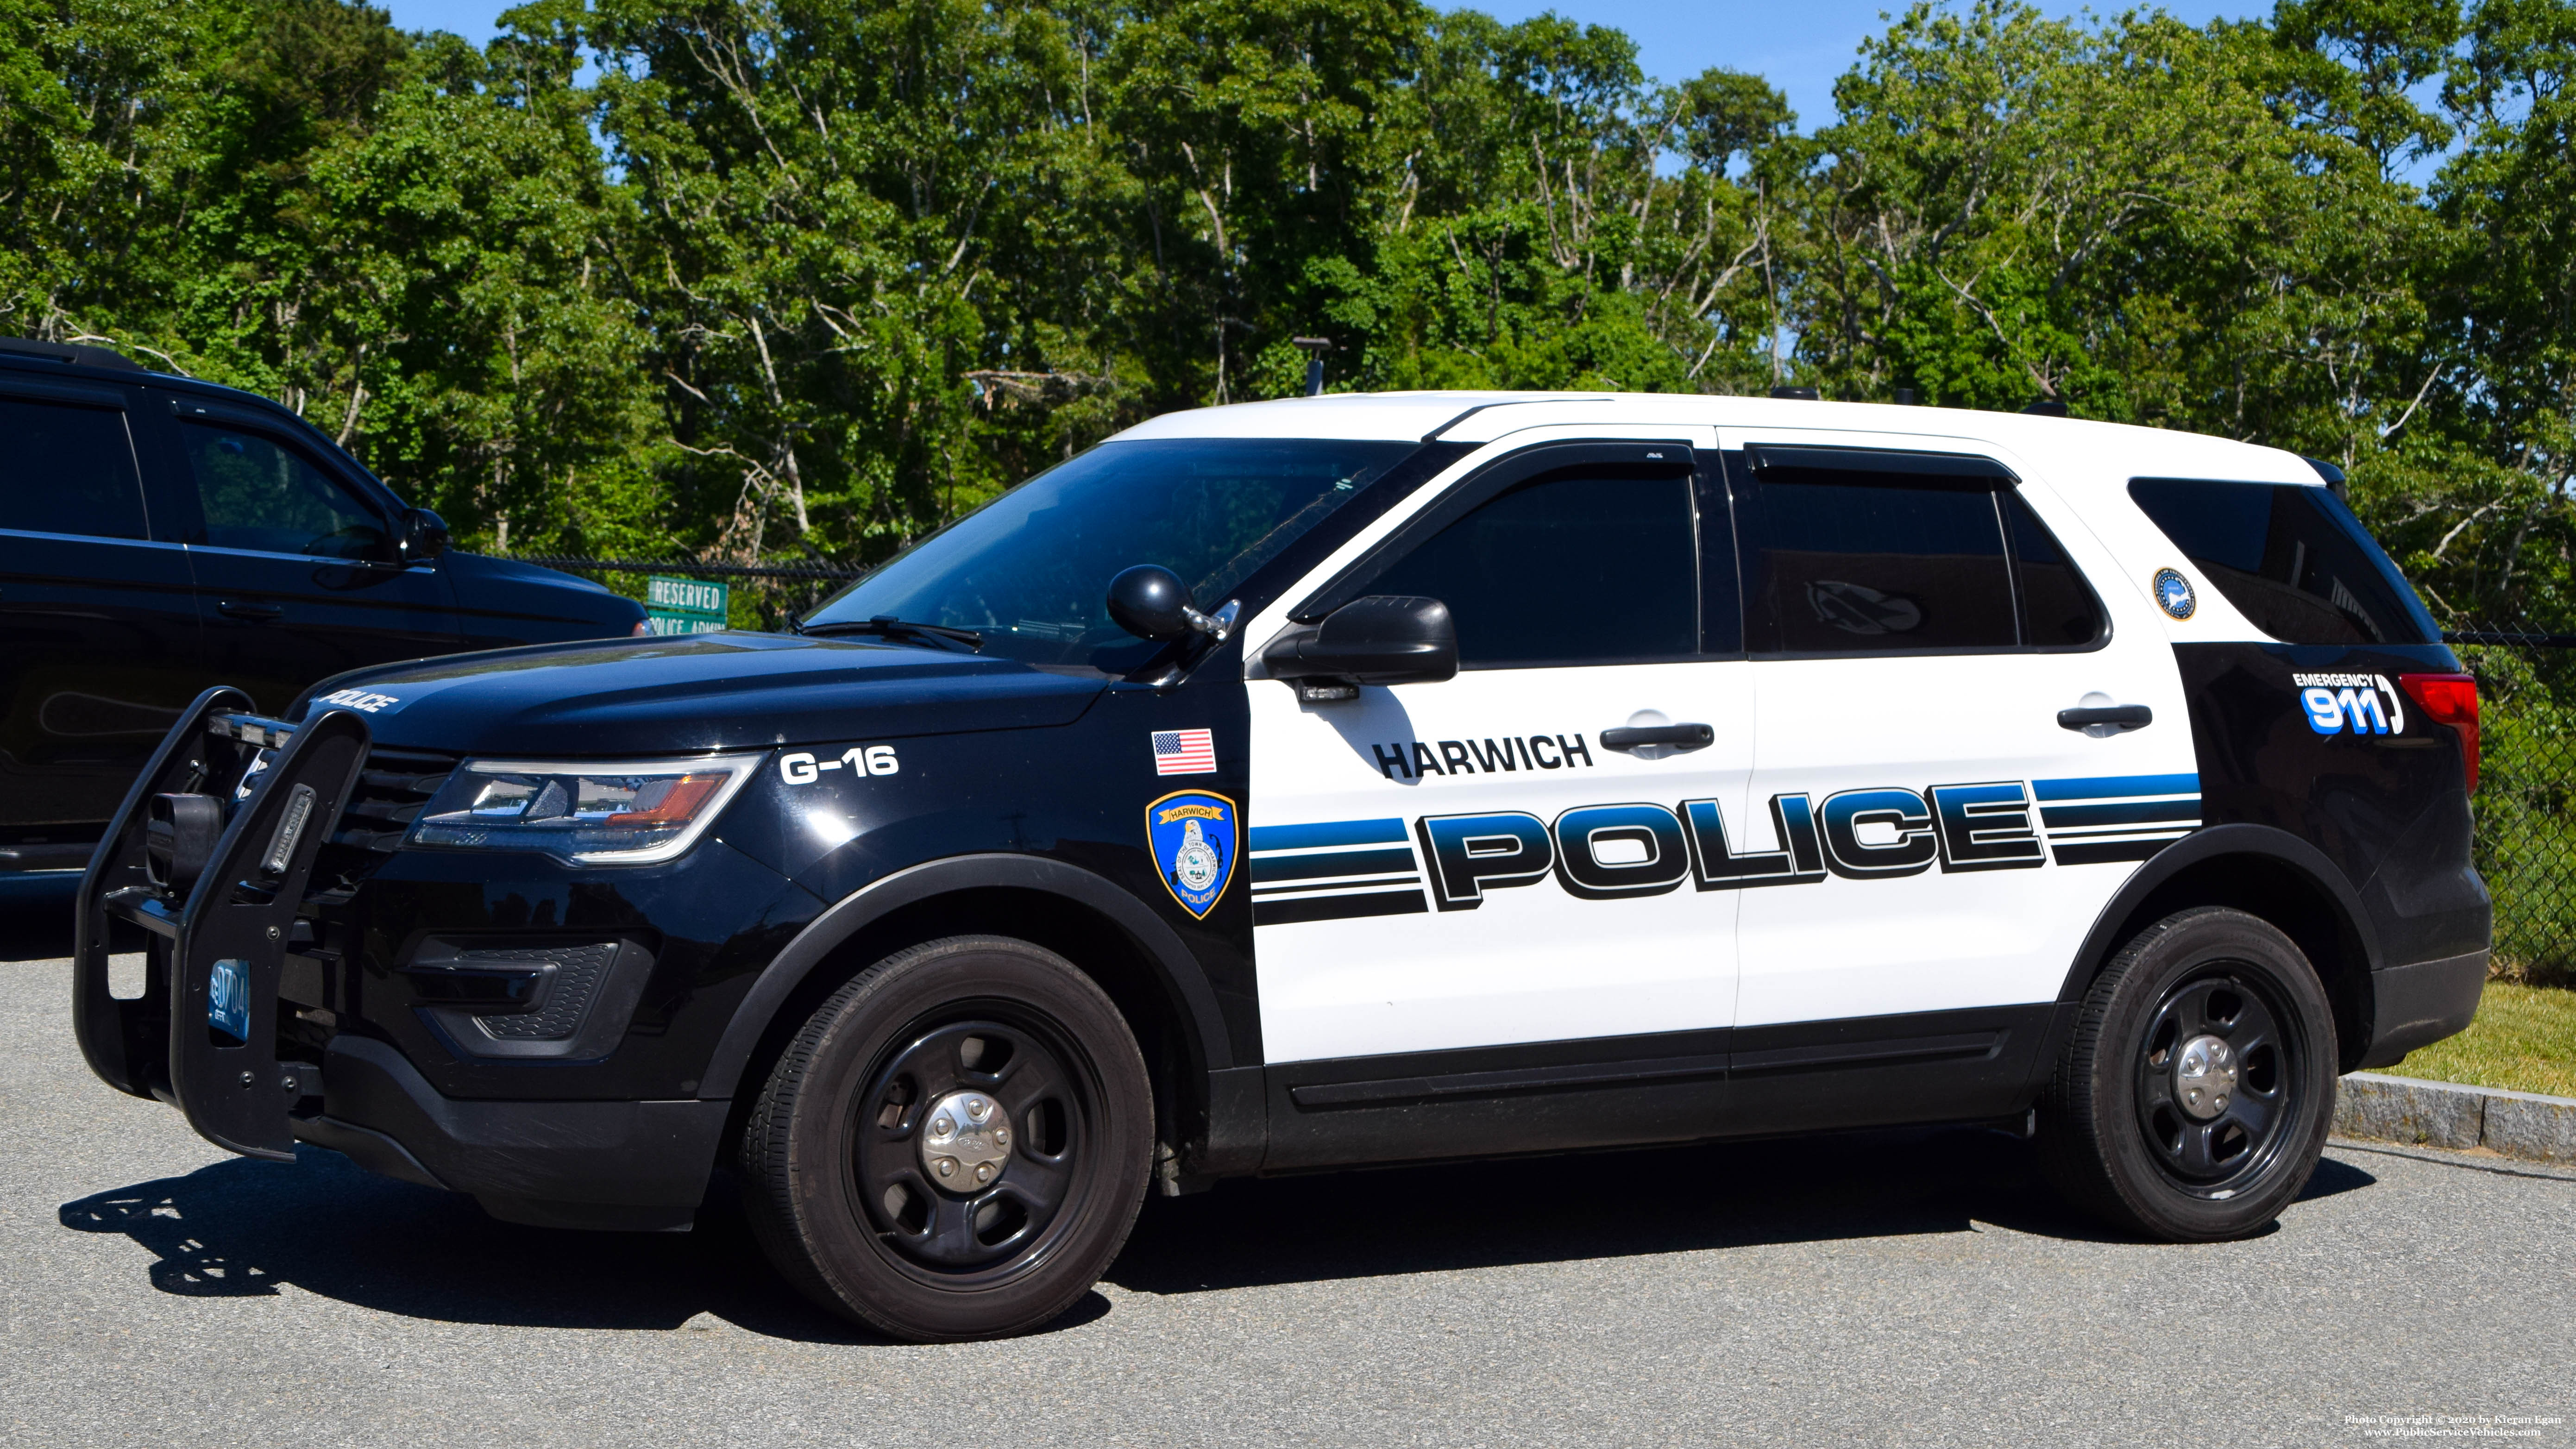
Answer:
xmin=739 ymin=935 xmax=1153 ymax=1341
xmin=2039 ymin=907 xmax=2337 ymax=1241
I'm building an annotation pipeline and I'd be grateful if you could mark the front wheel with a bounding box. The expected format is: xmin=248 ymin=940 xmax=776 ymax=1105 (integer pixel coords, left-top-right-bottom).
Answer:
xmin=2039 ymin=907 xmax=2338 ymax=1241
xmin=739 ymin=935 xmax=1153 ymax=1341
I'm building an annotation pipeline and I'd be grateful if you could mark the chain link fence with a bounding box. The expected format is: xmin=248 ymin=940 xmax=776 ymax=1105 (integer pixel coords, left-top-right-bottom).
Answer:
xmin=2446 ymin=627 xmax=2576 ymax=987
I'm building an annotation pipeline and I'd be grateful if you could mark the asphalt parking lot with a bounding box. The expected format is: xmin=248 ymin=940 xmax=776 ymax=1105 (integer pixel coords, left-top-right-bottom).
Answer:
xmin=4 ymin=953 xmax=2571 ymax=1448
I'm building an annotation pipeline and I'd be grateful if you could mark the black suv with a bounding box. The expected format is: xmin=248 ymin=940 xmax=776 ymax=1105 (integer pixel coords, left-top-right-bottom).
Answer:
xmin=0 ymin=337 xmax=642 ymax=894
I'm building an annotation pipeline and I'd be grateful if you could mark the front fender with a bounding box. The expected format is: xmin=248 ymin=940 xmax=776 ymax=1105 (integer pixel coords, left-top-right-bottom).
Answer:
xmin=697 ymin=853 xmax=1238 ymax=1101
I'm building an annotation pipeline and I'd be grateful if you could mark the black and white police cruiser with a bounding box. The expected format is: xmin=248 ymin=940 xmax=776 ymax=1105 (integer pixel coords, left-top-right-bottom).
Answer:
xmin=72 ymin=392 xmax=2490 ymax=1340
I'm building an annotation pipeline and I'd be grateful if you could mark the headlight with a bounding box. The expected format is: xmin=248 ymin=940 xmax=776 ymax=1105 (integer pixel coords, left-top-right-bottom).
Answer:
xmin=408 ymin=754 xmax=762 ymax=865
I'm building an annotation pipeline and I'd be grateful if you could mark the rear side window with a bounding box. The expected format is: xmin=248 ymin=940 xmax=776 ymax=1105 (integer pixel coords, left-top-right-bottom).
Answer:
xmin=0 ymin=395 xmax=147 ymax=539
xmin=2128 ymin=479 xmax=2435 ymax=646
xmin=2004 ymin=491 xmax=2107 ymax=646
xmin=1364 ymin=468 xmax=1699 ymax=667
xmin=1733 ymin=458 xmax=2102 ymax=654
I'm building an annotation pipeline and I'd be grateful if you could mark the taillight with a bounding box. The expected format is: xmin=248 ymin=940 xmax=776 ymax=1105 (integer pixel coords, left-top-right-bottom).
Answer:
xmin=2400 ymin=673 xmax=2479 ymax=793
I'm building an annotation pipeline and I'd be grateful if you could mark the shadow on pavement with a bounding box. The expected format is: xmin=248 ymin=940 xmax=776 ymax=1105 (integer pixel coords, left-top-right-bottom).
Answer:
xmin=57 ymin=1147 xmax=894 ymax=1343
xmin=0 ymin=891 xmax=76 ymax=962
xmin=1113 ymin=1127 xmax=2119 ymax=1295
xmin=56 ymin=1128 xmax=2375 ymax=1338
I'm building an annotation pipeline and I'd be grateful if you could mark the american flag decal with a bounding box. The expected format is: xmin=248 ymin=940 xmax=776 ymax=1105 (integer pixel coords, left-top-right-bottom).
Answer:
xmin=1152 ymin=728 xmax=1217 ymax=775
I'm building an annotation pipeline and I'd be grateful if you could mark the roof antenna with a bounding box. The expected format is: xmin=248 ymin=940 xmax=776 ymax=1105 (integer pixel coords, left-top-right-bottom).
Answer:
xmin=1294 ymin=337 xmax=1334 ymax=396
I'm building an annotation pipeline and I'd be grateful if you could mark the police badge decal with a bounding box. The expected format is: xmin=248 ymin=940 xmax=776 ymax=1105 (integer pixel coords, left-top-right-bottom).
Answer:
xmin=1147 ymin=790 xmax=1238 ymax=919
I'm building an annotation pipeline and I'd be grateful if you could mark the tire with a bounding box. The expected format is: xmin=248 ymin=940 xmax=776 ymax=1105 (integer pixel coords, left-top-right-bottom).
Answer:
xmin=2038 ymin=906 xmax=2338 ymax=1242
xmin=739 ymin=935 xmax=1153 ymax=1341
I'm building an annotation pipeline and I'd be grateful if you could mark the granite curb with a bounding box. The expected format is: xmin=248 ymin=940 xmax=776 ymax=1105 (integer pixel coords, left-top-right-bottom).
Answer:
xmin=2336 ymin=1072 xmax=2576 ymax=1163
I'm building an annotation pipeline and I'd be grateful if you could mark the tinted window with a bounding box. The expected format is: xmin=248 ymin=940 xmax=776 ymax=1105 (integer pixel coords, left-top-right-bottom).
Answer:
xmin=1365 ymin=469 xmax=1698 ymax=667
xmin=182 ymin=423 xmax=386 ymax=559
xmin=2004 ymin=490 xmax=2106 ymax=646
xmin=2128 ymin=479 xmax=2434 ymax=645
xmin=0 ymin=396 xmax=146 ymax=539
xmin=1737 ymin=464 xmax=2016 ymax=653
xmin=810 ymin=439 xmax=1416 ymax=670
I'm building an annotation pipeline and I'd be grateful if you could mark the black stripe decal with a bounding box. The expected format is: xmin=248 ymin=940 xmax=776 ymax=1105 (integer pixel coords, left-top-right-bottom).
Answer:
xmin=1253 ymin=890 xmax=1428 ymax=926
xmin=1250 ymin=847 xmax=1419 ymax=884
xmin=2040 ymin=799 xmax=2203 ymax=828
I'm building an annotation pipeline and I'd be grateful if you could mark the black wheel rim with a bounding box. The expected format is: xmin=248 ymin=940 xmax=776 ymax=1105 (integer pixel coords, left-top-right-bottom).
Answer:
xmin=2132 ymin=968 xmax=2304 ymax=1196
xmin=849 ymin=1004 xmax=1096 ymax=1285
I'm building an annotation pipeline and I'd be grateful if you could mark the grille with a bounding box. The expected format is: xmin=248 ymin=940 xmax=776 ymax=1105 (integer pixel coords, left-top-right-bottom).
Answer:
xmin=303 ymin=746 xmax=458 ymax=897
xmin=465 ymin=942 xmax=618 ymax=1040
xmin=334 ymin=746 xmax=459 ymax=853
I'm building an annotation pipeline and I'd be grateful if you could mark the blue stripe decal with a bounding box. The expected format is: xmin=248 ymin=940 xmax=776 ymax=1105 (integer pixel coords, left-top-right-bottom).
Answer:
xmin=1249 ymin=818 xmax=1409 ymax=852
xmin=2040 ymin=800 xmax=2205 ymax=829
xmin=2030 ymin=772 xmax=2201 ymax=802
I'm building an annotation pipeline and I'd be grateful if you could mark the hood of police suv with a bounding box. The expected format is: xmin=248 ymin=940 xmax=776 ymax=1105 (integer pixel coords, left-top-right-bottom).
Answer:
xmin=290 ymin=632 xmax=1105 ymax=756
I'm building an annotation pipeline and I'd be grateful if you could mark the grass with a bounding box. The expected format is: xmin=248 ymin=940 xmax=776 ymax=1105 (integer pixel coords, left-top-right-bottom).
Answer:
xmin=2376 ymin=980 xmax=2576 ymax=1099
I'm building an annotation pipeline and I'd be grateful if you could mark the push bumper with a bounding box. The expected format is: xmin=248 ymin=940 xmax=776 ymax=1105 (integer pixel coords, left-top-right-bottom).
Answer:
xmin=2355 ymin=948 xmax=2489 ymax=1070
xmin=73 ymin=690 xmax=371 ymax=1159
xmin=296 ymin=1035 xmax=725 ymax=1231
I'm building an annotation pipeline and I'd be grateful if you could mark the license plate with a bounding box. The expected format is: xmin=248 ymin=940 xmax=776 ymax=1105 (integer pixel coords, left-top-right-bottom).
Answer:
xmin=208 ymin=958 xmax=250 ymax=1041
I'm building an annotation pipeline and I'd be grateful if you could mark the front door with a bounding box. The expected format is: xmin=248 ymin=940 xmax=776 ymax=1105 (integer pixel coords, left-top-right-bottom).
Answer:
xmin=145 ymin=406 xmax=464 ymax=715
xmin=1247 ymin=435 xmax=1753 ymax=1070
xmin=1719 ymin=434 xmax=2196 ymax=1125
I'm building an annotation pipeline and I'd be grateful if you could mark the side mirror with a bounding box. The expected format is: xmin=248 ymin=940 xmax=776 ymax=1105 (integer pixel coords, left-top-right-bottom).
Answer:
xmin=1107 ymin=564 xmax=1225 ymax=641
xmin=1262 ymin=595 xmax=1458 ymax=701
xmin=399 ymin=508 xmax=449 ymax=565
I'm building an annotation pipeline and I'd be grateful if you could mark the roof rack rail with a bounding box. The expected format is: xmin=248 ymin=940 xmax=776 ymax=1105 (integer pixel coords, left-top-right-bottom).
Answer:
xmin=0 ymin=335 xmax=144 ymax=373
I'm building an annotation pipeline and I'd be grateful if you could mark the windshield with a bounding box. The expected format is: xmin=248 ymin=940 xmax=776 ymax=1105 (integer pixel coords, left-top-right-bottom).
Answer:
xmin=805 ymin=438 xmax=1419 ymax=669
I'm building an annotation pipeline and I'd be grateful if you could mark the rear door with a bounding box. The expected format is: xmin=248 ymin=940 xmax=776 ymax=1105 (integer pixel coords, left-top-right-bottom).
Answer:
xmin=1719 ymin=433 xmax=2195 ymax=1125
xmin=0 ymin=377 xmax=203 ymax=865
xmin=138 ymin=398 xmax=465 ymax=715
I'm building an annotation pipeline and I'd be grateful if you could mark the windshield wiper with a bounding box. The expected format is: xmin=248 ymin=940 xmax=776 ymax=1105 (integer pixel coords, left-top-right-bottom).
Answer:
xmin=794 ymin=615 xmax=985 ymax=653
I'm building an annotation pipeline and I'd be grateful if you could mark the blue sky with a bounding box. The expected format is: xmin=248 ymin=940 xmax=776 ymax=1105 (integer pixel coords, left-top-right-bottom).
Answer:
xmin=381 ymin=0 xmax=2268 ymax=128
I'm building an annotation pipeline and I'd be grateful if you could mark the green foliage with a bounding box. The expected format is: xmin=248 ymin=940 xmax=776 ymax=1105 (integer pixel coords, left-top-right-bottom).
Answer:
xmin=0 ymin=0 xmax=2566 ymax=633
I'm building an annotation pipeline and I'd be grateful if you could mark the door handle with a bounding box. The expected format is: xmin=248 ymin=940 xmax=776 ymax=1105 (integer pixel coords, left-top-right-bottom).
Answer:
xmin=2058 ymin=704 xmax=2152 ymax=732
xmin=1600 ymin=723 xmax=1715 ymax=752
xmin=218 ymin=600 xmax=284 ymax=621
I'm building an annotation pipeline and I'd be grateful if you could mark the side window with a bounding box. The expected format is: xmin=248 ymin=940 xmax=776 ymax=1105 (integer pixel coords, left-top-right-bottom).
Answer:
xmin=180 ymin=422 xmax=386 ymax=560
xmin=2002 ymin=490 xmax=2107 ymax=646
xmin=1364 ymin=467 xmax=1699 ymax=667
xmin=0 ymin=395 xmax=148 ymax=540
xmin=2128 ymin=478 xmax=2434 ymax=646
xmin=1734 ymin=462 xmax=2018 ymax=653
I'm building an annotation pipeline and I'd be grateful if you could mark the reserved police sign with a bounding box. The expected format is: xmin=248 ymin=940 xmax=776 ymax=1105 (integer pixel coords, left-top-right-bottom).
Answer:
xmin=646 ymin=574 xmax=729 ymax=635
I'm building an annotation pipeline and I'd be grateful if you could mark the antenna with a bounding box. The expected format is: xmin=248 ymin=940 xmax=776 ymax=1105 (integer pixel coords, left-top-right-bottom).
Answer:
xmin=1293 ymin=338 xmax=1335 ymax=397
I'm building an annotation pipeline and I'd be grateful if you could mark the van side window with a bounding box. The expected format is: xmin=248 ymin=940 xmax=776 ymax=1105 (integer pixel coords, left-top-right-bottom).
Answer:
xmin=2128 ymin=478 xmax=2434 ymax=646
xmin=181 ymin=423 xmax=388 ymax=560
xmin=0 ymin=396 xmax=147 ymax=540
xmin=1734 ymin=461 xmax=2019 ymax=654
xmin=1364 ymin=468 xmax=1699 ymax=668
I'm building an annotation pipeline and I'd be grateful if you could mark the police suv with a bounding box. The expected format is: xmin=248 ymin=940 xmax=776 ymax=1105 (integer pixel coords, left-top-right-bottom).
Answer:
xmin=73 ymin=393 xmax=2489 ymax=1341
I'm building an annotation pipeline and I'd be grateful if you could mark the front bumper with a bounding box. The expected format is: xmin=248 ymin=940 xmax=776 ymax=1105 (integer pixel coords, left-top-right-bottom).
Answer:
xmin=2355 ymin=949 xmax=2489 ymax=1070
xmin=296 ymin=1035 xmax=727 ymax=1231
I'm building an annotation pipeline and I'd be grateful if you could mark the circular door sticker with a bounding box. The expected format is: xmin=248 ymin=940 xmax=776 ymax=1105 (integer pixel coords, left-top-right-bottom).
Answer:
xmin=2153 ymin=567 xmax=2196 ymax=620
